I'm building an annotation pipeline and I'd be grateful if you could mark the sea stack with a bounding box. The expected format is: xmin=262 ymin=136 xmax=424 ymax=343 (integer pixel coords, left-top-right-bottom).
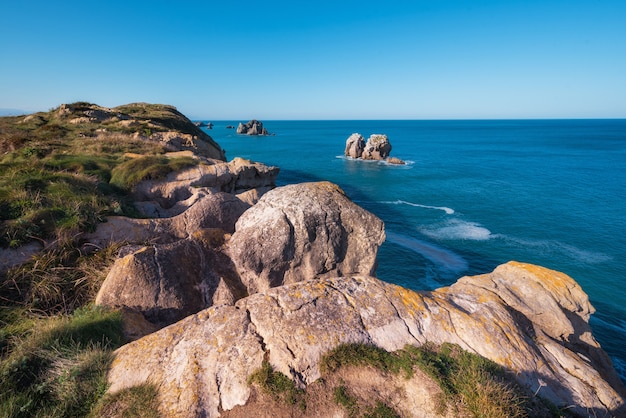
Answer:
xmin=237 ymin=119 xmax=269 ymax=135
xmin=345 ymin=133 xmax=405 ymax=164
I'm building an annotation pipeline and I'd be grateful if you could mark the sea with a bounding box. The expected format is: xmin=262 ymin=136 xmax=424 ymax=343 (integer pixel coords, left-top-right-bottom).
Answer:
xmin=202 ymin=119 xmax=626 ymax=383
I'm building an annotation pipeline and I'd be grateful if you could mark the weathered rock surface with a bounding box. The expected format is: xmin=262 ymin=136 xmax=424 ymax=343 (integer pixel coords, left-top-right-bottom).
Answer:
xmin=236 ymin=120 xmax=269 ymax=135
xmin=386 ymin=156 xmax=406 ymax=165
xmin=130 ymin=157 xmax=278 ymax=218
xmin=344 ymin=133 xmax=365 ymax=158
xmin=344 ymin=133 xmax=396 ymax=161
xmin=82 ymin=156 xmax=279 ymax=249
xmin=95 ymin=236 xmax=245 ymax=328
xmin=362 ymin=134 xmax=392 ymax=160
xmin=229 ymin=181 xmax=386 ymax=293
xmin=107 ymin=262 xmax=626 ymax=417
xmin=95 ymin=181 xmax=386 ymax=330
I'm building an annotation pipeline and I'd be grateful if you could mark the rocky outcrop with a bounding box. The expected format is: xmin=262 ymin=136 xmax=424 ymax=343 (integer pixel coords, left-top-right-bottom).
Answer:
xmin=95 ymin=181 xmax=385 ymax=329
xmin=129 ymin=157 xmax=279 ymax=218
xmin=344 ymin=133 xmax=365 ymax=158
xmin=236 ymin=120 xmax=269 ymax=135
xmin=106 ymin=262 xmax=626 ymax=417
xmin=362 ymin=134 xmax=392 ymax=160
xmin=95 ymin=235 xmax=245 ymax=328
xmin=345 ymin=133 xmax=405 ymax=163
xmin=228 ymin=181 xmax=386 ymax=293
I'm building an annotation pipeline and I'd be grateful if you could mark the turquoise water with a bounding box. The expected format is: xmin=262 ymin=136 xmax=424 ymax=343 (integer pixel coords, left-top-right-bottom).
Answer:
xmin=204 ymin=120 xmax=626 ymax=381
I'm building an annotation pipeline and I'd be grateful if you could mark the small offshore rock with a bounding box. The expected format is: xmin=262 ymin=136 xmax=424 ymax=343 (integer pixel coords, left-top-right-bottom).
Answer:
xmin=362 ymin=134 xmax=392 ymax=160
xmin=344 ymin=133 xmax=365 ymax=158
xmin=236 ymin=120 xmax=269 ymax=135
xmin=386 ymin=156 xmax=406 ymax=165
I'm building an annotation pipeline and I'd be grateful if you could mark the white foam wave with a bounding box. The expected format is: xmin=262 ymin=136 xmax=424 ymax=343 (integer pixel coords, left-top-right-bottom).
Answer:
xmin=501 ymin=236 xmax=612 ymax=264
xmin=386 ymin=231 xmax=468 ymax=273
xmin=419 ymin=219 xmax=493 ymax=241
xmin=380 ymin=200 xmax=455 ymax=215
xmin=336 ymin=155 xmax=415 ymax=167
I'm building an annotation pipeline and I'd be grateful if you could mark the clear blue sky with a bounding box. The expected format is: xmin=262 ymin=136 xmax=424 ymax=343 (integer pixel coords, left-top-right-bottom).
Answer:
xmin=1 ymin=0 xmax=625 ymax=119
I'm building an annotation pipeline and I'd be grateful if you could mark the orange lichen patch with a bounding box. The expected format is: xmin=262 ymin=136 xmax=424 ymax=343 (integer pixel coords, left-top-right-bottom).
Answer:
xmin=509 ymin=261 xmax=576 ymax=290
xmin=506 ymin=261 xmax=593 ymax=315
xmin=391 ymin=286 xmax=427 ymax=312
xmin=310 ymin=181 xmax=346 ymax=196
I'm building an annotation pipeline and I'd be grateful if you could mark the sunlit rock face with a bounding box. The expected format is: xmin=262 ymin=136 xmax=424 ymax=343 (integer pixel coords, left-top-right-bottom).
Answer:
xmin=228 ymin=181 xmax=386 ymax=293
xmin=95 ymin=181 xmax=386 ymax=331
xmin=107 ymin=262 xmax=626 ymax=417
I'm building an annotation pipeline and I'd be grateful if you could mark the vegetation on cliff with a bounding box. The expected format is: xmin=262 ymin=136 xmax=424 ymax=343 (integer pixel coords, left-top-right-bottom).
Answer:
xmin=242 ymin=342 xmax=555 ymax=418
xmin=0 ymin=102 xmax=221 ymax=417
xmin=0 ymin=102 xmax=223 ymax=249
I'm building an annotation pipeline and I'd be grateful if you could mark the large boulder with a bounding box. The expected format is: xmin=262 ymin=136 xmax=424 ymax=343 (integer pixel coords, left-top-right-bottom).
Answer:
xmin=94 ymin=181 xmax=386 ymax=330
xmin=344 ymin=133 xmax=365 ymax=158
xmin=236 ymin=120 xmax=269 ymax=135
xmin=362 ymin=134 xmax=392 ymax=160
xmin=95 ymin=234 xmax=246 ymax=328
xmin=228 ymin=181 xmax=386 ymax=293
xmin=106 ymin=262 xmax=626 ymax=417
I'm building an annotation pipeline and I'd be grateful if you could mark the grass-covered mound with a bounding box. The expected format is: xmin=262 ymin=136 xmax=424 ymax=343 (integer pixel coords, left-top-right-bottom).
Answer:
xmin=0 ymin=102 xmax=221 ymax=249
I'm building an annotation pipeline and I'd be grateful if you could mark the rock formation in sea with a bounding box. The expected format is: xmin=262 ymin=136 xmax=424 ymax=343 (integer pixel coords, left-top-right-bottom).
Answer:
xmin=236 ymin=119 xmax=269 ymax=135
xmin=345 ymin=133 xmax=366 ymax=158
xmin=345 ymin=132 xmax=405 ymax=164
xmin=362 ymin=134 xmax=392 ymax=160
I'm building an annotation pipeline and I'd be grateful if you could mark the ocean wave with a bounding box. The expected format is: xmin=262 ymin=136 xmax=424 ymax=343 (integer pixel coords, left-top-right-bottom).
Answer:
xmin=380 ymin=200 xmax=455 ymax=214
xmin=419 ymin=219 xmax=493 ymax=241
xmin=500 ymin=236 xmax=612 ymax=264
xmin=386 ymin=231 xmax=468 ymax=273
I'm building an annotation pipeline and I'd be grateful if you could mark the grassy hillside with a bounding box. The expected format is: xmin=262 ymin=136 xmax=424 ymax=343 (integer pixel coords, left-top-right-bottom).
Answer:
xmin=0 ymin=102 xmax=222 ymax=250
xmin=0 ymin=102 xmax=221 ymax=417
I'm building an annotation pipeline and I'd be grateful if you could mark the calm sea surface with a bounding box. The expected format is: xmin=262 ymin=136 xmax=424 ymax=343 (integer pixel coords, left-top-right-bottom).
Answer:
xmin=203 ymin=119 xmax=626 ymax=381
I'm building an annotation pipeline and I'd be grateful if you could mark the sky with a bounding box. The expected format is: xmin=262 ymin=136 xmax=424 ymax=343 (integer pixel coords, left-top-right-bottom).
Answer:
xmin=1 ymin=0 xmax=625 ymax=120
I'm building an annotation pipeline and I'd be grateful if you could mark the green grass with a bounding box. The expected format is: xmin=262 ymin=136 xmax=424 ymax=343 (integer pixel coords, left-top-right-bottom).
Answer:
xmin=1 ymin=243 xmax=122 ymax=314
xmin=0 ymin=101 xmax=209 ymax=248
xmin=109 ymin=155 xmax=196 ymax=191
xmin=90 ymin=383 xmax=160 ymax=418
xmin=0 ymin=101 xmax=221 ymax=417
xmin=248 ymin=360 xmax=306 ymax=409
xmin=0 ymin=305 xmax=125 ymax=418
xmin=322 ymin=342 xmax=531 ymax=418
xmin=333 ymin=385 xmax=359 ymax=417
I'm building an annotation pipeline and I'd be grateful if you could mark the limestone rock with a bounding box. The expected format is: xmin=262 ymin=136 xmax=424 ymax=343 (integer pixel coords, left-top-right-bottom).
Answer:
xmin=362 ymin=134 xmax=392 ymax=160
xmin=95 ymin=236 xmax=245 ymax=328
xmin=386 ymin=156 xmax=406 ymax=165
xmin=228 ymin=181 xmax=386 ymax=293
xmin=130 ymin=158 xmax=278 ymax=218
xmin=107 ymin=262 xmax=626 ymax=417
xmin=236 ymin=120 xmax=269 ymax=135
xmin=344 ymin=133 xmax=365 ymax=158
